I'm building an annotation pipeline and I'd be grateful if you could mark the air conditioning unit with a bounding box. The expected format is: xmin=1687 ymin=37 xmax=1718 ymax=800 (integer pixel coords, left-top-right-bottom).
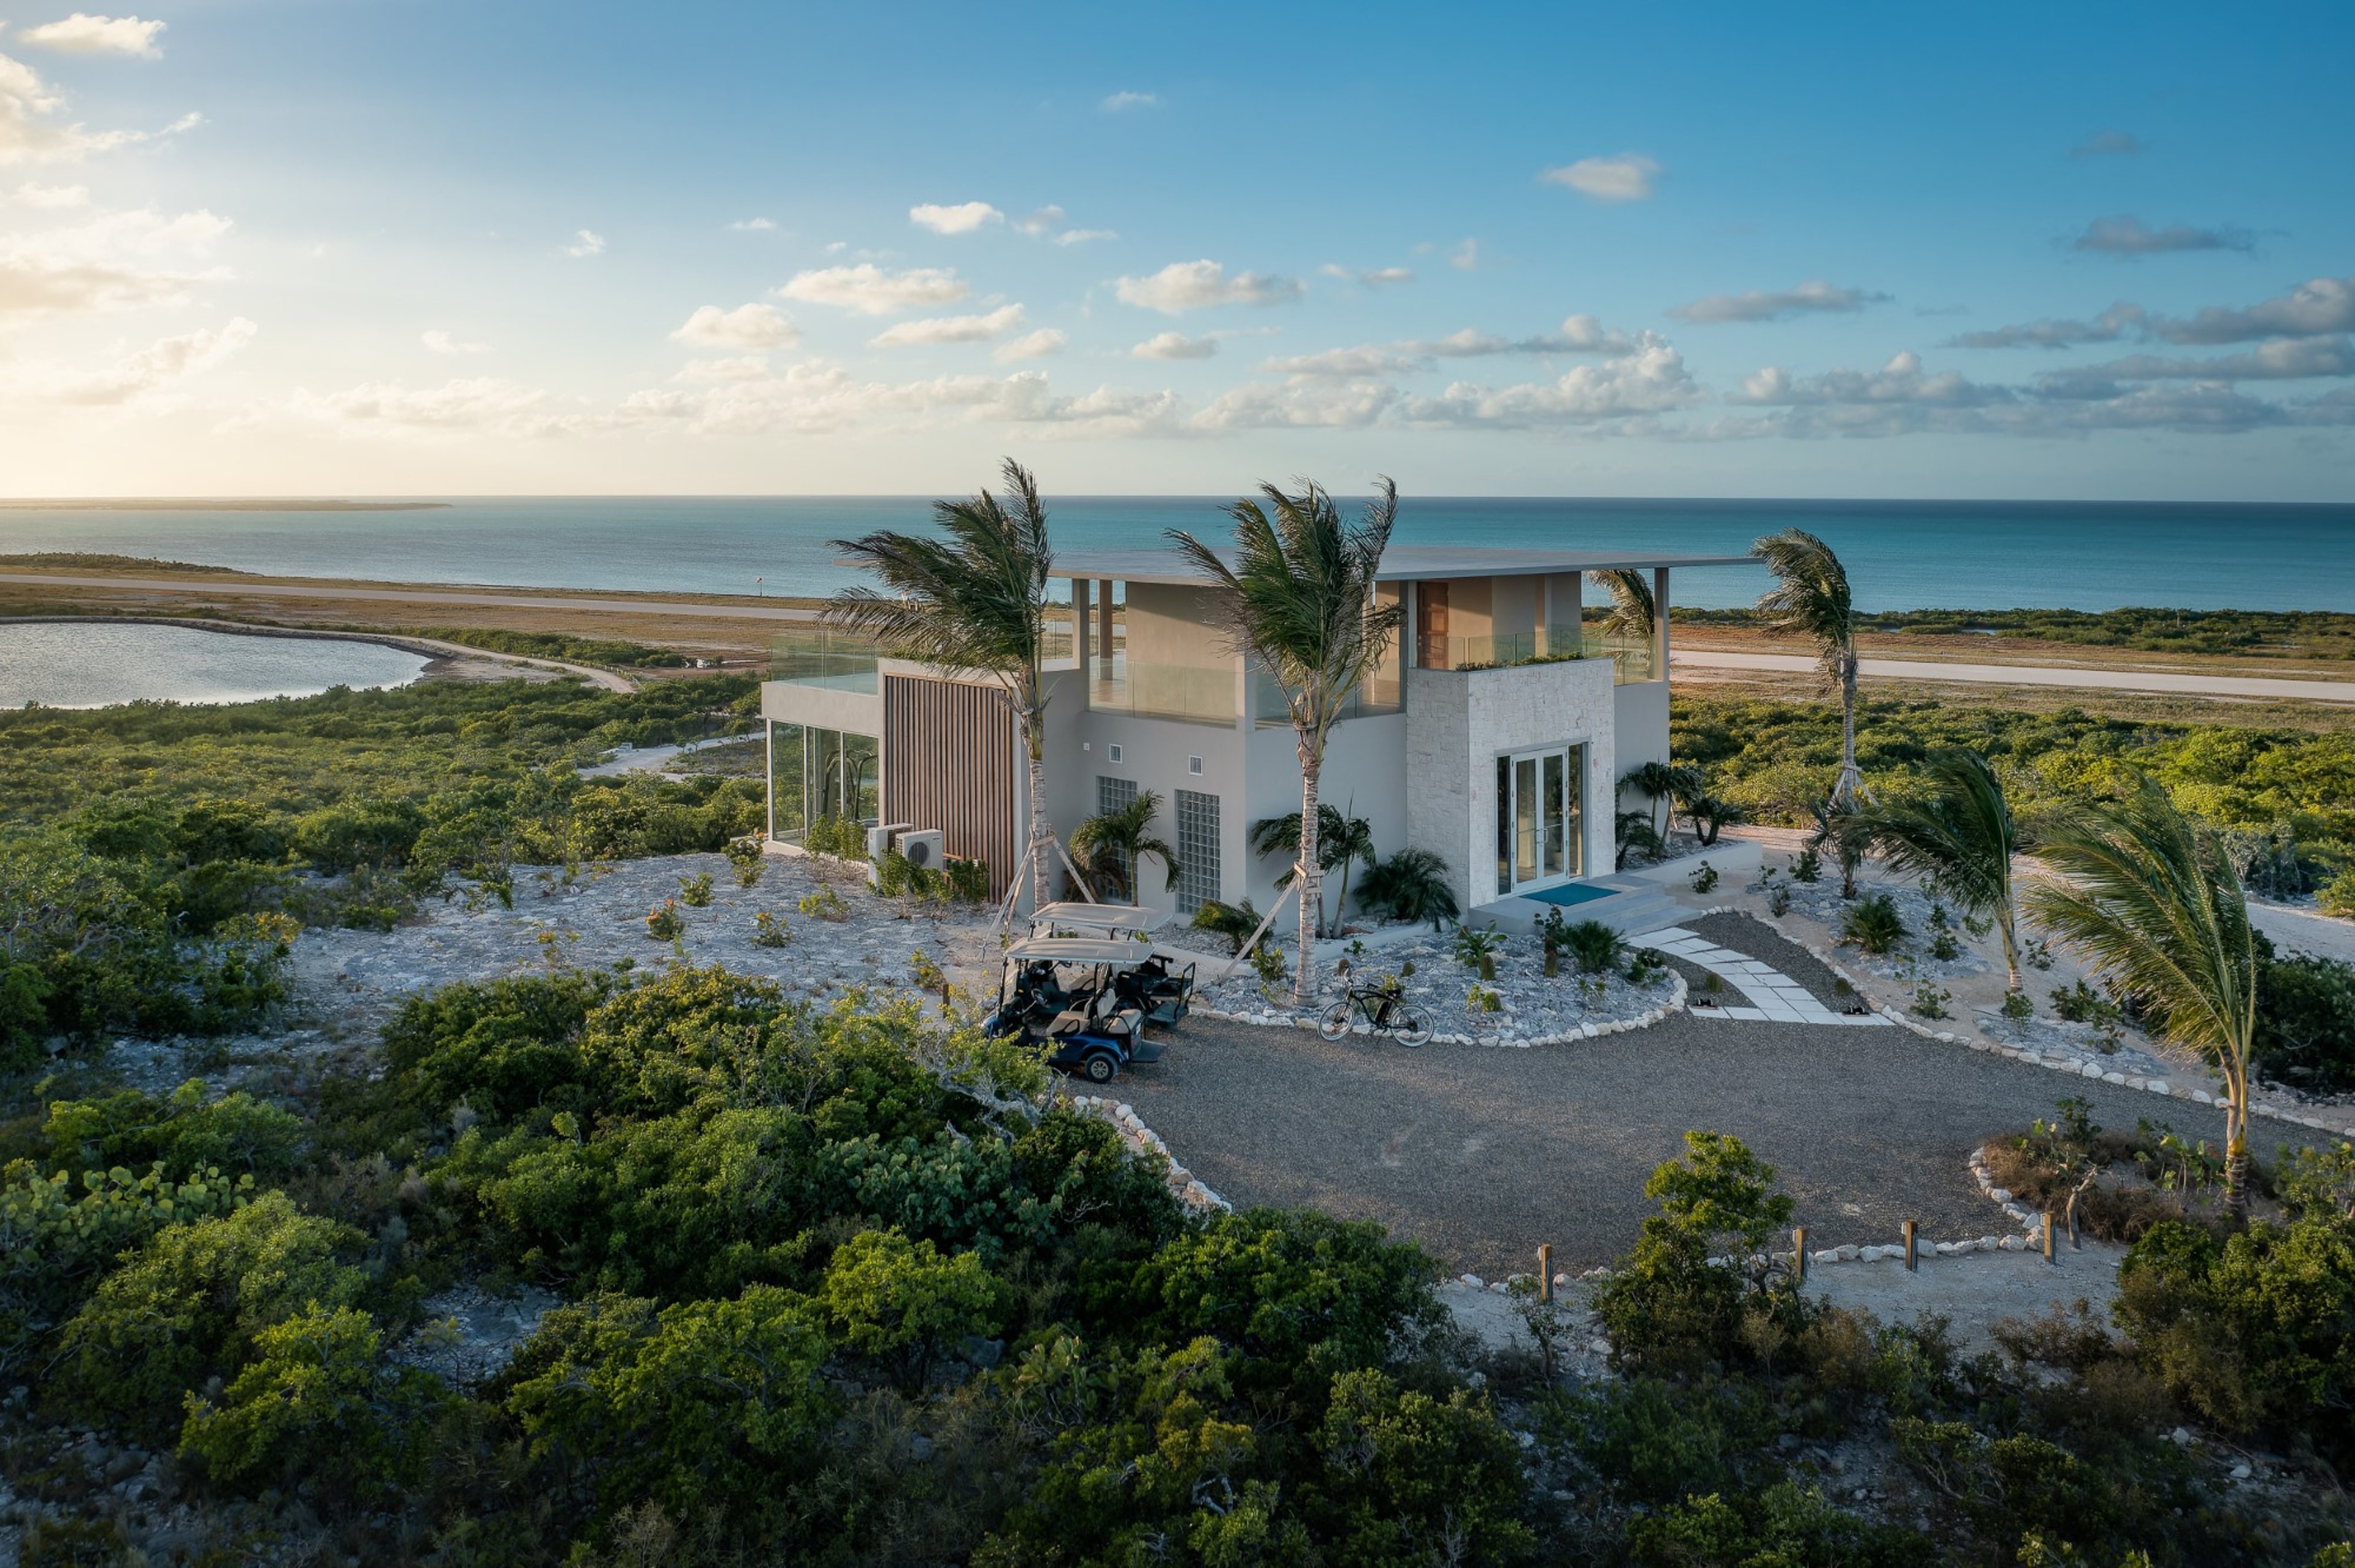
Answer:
xmin=894 ymin=828 xmax=946 ymax=869
xmin=866 ymin=822 xmax=913 ymax=862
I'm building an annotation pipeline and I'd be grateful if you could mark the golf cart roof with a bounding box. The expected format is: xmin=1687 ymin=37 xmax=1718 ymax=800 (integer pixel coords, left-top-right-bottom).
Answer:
xmin=1032 ymin=901 xmax=1158 ymax=933
xmin=1006 ymin=936 xmax=1154 ymax=965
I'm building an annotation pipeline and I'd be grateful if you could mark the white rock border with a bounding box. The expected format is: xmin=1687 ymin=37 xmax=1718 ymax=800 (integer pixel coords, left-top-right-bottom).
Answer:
xmin=1192 ymin=971 xmax=1688 ymax=1048
xmin=1066 ymin=1093 xmax=1232 ymax=1214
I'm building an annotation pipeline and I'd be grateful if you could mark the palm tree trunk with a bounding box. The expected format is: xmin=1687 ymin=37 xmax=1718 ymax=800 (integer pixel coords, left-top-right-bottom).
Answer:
xmin=1834 ymin=648 xmax=1863 ymax=810
xmin=1022 ymin=714 xmax=1051 ymax=913
xmin=1295 ymin=746 xmax=1322 ymax=1008
xmin=2222 ymin=1060 xmax=2250 ymax=1218
xmin=1997 ymin=900 xmax=2022 ymax=994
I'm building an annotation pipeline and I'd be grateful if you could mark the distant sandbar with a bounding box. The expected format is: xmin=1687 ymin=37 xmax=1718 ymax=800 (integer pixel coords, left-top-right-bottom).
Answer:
xmin=0 ymin=499 xmax=450 ymax=512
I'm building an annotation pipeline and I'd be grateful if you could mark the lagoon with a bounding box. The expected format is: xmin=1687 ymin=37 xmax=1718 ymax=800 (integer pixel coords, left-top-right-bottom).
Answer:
xmin=0 ymin=622 xmax=429 ymax=709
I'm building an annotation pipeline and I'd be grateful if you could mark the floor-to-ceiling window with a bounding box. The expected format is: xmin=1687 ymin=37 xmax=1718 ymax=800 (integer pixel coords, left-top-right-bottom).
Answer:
xmin=1495 ymin=744 xmax=1582 ymax=896
xmin=768 ymin=722 xmax=878 ymax=842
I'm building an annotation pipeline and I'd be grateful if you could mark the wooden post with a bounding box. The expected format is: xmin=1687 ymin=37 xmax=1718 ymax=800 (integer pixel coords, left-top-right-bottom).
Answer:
xmin=1902 ymin=1218 xmax=1918 ymax=1272
xmin=1537 ymin=1244 xmax=1553 ymax=1304
xmin=2042 ymin=1212 xmax=2056 ymax=1264
xmin=1792 ymin=1226 xmax=1808 ymax=1283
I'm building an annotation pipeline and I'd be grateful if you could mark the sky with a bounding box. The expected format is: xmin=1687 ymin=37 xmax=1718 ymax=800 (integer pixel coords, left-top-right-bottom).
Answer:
xmin=2 ymin=0 xmax=2354 ymax=499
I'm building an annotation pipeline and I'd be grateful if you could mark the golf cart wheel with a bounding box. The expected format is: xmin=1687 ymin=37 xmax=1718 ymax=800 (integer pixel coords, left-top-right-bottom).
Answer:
xmin=1392 ymin=1009 xmax=1432 ymax=1047
xmin=1316 ymin=1000 xmax=1355 ymax=1041
xmin=1082 ymin=1051 xmax=1119 ymax=1085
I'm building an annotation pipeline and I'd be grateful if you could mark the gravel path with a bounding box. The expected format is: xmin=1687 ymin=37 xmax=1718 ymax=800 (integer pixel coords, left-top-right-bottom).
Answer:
xmin=1114 ymin=1013 xmax=2319 ymax=1279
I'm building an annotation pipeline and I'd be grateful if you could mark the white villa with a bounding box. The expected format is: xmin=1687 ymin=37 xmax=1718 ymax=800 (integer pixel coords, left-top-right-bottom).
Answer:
xmin=760 ymin=544 xmax=1747 ymax=935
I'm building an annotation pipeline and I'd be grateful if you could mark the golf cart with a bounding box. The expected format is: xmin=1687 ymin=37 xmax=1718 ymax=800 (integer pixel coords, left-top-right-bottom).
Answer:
xmin=1025 ymin=903 xmax=1196 ymax=1029
xmin=982 ymin=937 xmax=1189 ymax=1084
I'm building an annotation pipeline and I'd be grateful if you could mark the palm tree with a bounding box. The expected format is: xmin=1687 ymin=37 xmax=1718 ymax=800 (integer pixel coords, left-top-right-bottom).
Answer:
xmin=1852 ymin=750 xmax=2025 ymax=992
xmin=825 ymin=457 xmax=1058 ymax=911
xmin=2026 ymin=774 xmax=2260 ymax=1216
xmin=1070 ymin=790 xmax=1181 ymax=903
xmin=1170 ymin=478 xmax=1403 ymax=1005
xmin=1628 ymin=759 xmax=1701 ymax=841
xmin=1251 ymin=805 xmax=1376 ymax=937
xmin=1586 ymin=567 xmax=1655 ymax=639
xmin=1753 ymin=528 xmax=1866 ymax=809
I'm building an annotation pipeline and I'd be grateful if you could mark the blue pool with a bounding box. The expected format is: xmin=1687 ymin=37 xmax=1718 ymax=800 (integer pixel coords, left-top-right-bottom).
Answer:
xmin=1523 ymin=882 xmax=1618 ymax=908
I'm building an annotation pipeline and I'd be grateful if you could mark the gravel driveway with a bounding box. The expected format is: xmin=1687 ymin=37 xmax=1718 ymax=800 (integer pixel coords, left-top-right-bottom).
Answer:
xmin=1114 ymin=1014 xmax=2316 ymax=1278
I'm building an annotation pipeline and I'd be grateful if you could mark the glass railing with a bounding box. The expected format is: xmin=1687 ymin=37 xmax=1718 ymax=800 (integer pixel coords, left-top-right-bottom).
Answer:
xmin=1091 ymin=659 xmax=1238 ymax=725
xmin=1582 ymin=630 xmax=1658 ymax=683
xmin=1251 ymin=667 xmax=1403 ymax=727
xmin=1416 ymin=630 xmax=1658 ymax=683
xmin=769 ymin=630 xmax=879 ymax=694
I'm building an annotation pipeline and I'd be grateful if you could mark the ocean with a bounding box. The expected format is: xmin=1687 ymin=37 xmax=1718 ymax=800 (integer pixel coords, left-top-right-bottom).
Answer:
xmin=2 ymin=497 xmax=2351 ymax=613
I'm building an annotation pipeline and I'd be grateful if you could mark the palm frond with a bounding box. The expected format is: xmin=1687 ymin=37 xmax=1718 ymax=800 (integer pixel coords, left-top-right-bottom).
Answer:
xmin=2024 ymin=774 xmax=2257 ymax=1072
xmin=1586 ymin=567 xmax=1655 ymax=640
xmin=1750 ymin=527 xmax=1855 ymax=684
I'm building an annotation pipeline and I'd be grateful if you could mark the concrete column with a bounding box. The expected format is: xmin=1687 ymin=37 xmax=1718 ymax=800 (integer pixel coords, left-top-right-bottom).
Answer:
xmin=1652 ymin=567 xmax=1671 ymax=683
xmin=1097 ymin=580 xmax=1117 ymax=662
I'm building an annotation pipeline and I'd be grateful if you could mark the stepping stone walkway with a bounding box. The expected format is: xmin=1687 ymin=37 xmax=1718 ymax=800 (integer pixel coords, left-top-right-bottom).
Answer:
xmin=1633 ymin=926 xmax=1893 ymax=1027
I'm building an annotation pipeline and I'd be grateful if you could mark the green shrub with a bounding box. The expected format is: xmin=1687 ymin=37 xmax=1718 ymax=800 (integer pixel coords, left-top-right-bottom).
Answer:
xmin=1189 ymin=898 xmax=1262 ymax=955
xmin=1628 ymin=1482 xmax=1927 ymax=1568
xmin=724 ymin=835 xmax=765 ymax=887
xmin=1557 ymin=917 xmax=1625 ymax=976
xmin=2113 ymin=1215 xmax=2355 ymax=1463
xmin=1303 ymin=1367 xmax=1536 ymax=1564
xmin=1355 ymin=847 xmax=1459 ymax=929
xmin=751 ymin=909 xmax=790 ymax=948
xmin=2254 ymin=949 xmax=2355 ymax=1094
xmin=798 ymin=885 xmax=849 ymax=922
xmin=821 ymin=1226 xmax=1009 ymax=1386
xmin=503 ymin=1285 xmax=835 ymax=1520
xmin=1840 ymin=893 xmax=1907 ymax=955
xmin=178 ymin=1303 xmax=448 ymax=1498
xmin=381 ymin=969 xmax=608 ymax=1125
xmin=804 ymin=814 xmax=869 ymax=861
xmin=677 ymin=871 xmax=714 ymax=908
xmin=59 ymin=1191 xmax=369 ymax=1440
xmin=44 ymin=1082 xmax=305 ymax=1182
xmin=645 ymin=898 xmax=685 ymax=941
xmin=1594 ymin=1133 xmax=1797 ymax=1370
xmin=945 ymin=855 xmax=990 ymax=904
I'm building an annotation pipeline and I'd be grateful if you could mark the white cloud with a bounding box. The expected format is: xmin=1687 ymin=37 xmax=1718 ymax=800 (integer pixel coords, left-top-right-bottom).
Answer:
xmin=1100 ymin=91 xmax=1158 ymax=111
xmin=672 ymin=356 xmax=773 ymax=383
xmin=1400 ymin=340 xmax=1701 ymax=429
xmin=1055 ymin=228 xmax=1116 ymax=245
xmin=670 ymin=302 xmax=800 ymax=350
xmin=727 ymin=216 xmax=776 ymax=231
xmin=285 ymin=377 xmax=575 ymax=437
xmin=909 ymin=201 xmax=1003 ymax=235
xmin=1669 ymin=280 xmax=1890 ymax=324
xmin=1113 ymin=259 xmax=1303 ymax=313
xmin=2148 ymin=274 xmax=2355 ymax=345
xmin=1449 ymin=239 xmax=1480 ymax=272
xmin=1132 ymin=330 xmax=1218 ymax=359
xmin=612 ymin=358 xmax=1184 ymax=440
xmin=1194 ymin=378 xmax=1397 ymax=430
xmin=2073 ymin=215 xmax=2253 ymax=256
xmin=563 ymin=229 xmax=605 ymax=258
xmin=1322 ymin=263 xmax=1414 ymax=287
xmin=1009 ymin=204 xmax=1114 ymax=245
xmin=19 ymin=13 xmax=165 ymax=56
xmin=2039 ymin=336 xmax=2355 ymax=384
xmin=0 ymin=49 xmax=141 ymax=163
xmin=1014 ymin=205 xmax=1065 ymax=235
xmin=870 ymin=303 xmax=1027 ymax=346
xmin=1259 ymin=346 xmax=1426 ymax=378
xmin=1731 ymin=350 xmax=2010 ymax=408
xmin=421 ymin=329 xmax=489 ymax=355
xmin=776 ymin=262 xmax=967 ymax=315
xmin=1948 ymin=305 xmax=2142 ymax=350
xmin=995 ymin=327 xmax=1065 ymax=362
xmin=0 ymin=205 xmax=231 ymax=320
xmin=1 ymin=315 xmax=251 ymax=405
xmin=1539 ymin=154 xmax=1659 ymax=202
xmin=10 ymin=179 xmax=85 ymax=205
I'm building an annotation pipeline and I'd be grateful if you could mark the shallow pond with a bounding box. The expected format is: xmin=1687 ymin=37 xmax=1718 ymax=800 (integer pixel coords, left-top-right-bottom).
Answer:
xmin=0 ymin=621 xmax=429 ymax=709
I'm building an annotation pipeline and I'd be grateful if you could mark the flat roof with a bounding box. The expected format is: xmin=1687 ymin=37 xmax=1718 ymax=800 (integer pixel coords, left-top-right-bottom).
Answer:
xmin=1053 ymin=545 xmax=1755 ymax=587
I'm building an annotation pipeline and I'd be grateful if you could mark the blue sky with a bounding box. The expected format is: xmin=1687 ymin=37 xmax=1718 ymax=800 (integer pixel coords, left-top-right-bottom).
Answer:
xmin=4 ymin=0 xmax=2353 ymax=497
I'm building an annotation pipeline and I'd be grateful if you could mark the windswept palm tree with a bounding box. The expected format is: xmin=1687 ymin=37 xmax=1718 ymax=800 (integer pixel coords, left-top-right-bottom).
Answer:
xmin=1853 ymin=750 xmax=2025 ymax=991
xmin=1070 ymin=790 xmax=1181 ymax=903
xmin=1251 ymin=804 xmax=1376 ymax=938
xmin=825 ymin=458 xmax=1058 ymax=911
xmin=1170 ymin=478 xmax=1403 ymax=1005
xmin=1753 ymin=528 xmax=1866 ymax=809
xmin=1586 ymin=567 xmax=1655 ymax=640
xmin=2026 ymin=774 xmax=2260 ymax=1216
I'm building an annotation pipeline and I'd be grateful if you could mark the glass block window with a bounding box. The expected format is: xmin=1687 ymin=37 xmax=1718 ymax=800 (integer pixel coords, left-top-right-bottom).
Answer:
xmin=1174 ymin=789 xmax=1221 ymax=914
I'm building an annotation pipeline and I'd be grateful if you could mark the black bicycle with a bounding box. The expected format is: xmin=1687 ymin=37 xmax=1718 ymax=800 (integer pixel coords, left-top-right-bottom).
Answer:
xmin=1317 ymin=981 xmax=1432 ymax=1047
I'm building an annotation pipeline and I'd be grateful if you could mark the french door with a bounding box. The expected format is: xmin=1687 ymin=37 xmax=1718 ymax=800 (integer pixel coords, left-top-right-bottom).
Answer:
xmin=1495 ymin=745 xmax=1582 ymax=897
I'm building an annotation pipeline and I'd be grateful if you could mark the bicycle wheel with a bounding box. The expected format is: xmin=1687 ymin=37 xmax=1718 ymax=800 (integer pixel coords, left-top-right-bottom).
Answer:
xmin=1317 ymin=1000 xmax=1355 ymax=1041
xmin=1390 ymin=1006 xmax=1431 ymax=1047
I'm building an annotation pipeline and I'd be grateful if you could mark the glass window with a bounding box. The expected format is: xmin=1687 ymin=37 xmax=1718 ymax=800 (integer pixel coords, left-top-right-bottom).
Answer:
xmin=768 ymin=721 xmax=805 ymax=842
xmin=1174 ymin=789 xmax=1221 ymax=914
xmin=786 ymin=726 xmax=881 ymax=833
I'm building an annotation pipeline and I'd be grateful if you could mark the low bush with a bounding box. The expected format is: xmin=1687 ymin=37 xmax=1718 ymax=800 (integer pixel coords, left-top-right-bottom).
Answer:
xmin=1355 ymin=847 xmax=1460 ymax=928
xmin=2254 ymin=947 xmax=2355 ymax=1094
xmin=1840 ymin=893 xmax=1907 ymax=955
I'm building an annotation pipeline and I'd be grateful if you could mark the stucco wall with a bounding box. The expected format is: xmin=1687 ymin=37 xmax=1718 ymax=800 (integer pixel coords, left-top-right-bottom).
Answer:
xmin=1406 ymin=656 xmax=1618 ymax=913
xmin=1612 ymin=678 xmax=1672 ymax=778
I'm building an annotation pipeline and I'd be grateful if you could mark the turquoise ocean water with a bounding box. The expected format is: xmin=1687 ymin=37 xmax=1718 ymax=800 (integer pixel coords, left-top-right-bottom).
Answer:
xmin=2 ymin=497 xmax=2350 ymax=611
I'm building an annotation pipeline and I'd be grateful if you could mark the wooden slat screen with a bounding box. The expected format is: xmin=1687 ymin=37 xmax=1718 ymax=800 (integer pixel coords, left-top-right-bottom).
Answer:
xmin=883 ymin=674 xmax=1018 ymax=898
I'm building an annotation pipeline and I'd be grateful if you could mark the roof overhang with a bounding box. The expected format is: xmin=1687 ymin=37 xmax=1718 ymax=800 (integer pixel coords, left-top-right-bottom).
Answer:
xmin=1054 ymin=546 xmax=1754 ymax=588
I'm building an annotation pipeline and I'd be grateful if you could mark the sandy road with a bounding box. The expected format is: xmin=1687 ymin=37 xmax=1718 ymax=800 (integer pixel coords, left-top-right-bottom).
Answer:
xmin=1674 ymin=646 xmax=2355 ymax=704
